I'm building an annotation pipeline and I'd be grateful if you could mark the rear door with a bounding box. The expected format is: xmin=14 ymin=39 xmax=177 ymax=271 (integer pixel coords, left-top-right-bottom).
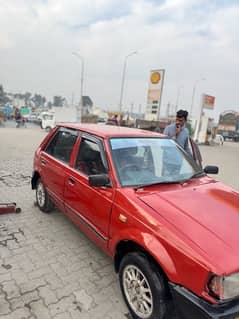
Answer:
xmin=64 ymin=133 xmax=115 ymax=251
xmin=39 ymin=127 xmax=79 ymax=211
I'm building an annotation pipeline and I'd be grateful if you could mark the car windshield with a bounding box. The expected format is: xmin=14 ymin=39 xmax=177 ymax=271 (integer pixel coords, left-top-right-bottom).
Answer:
xmin=110 ymin=137 xmax=202 ymax=187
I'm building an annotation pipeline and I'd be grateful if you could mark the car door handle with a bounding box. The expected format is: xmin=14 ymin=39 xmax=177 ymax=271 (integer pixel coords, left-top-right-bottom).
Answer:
xmin=41 ymin=159 xmax=46 ymax=166
xmin=68 ymin=177 xmax=75 ymax=185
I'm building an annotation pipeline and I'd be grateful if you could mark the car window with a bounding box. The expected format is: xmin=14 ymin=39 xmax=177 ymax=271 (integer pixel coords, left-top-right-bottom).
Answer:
xmin=110 ymin=137 xmax=201 ymax=187
xmin=75 ymin=138 xmax=107 ymax=176
xmin=43 ymin=114 xmax=54 ymax=120
xmin=189 ymin=138 xmax=203 ymax=168
xmin=45 ymin=129 xmax=78 ymax=163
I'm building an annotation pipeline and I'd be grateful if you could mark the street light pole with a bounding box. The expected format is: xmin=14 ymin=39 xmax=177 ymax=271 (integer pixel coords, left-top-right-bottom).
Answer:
xmin=190 ymin=78 xmax=206 ymax=117
xmin=119 ymin=51 xmax=137 ymax=113
xmin=72 ymin=52 xmax=84 ymax=123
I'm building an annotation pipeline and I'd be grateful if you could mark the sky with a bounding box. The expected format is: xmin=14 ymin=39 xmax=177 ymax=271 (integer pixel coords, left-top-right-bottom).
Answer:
xmin=0 ymin=0 xmax=239 ymax=121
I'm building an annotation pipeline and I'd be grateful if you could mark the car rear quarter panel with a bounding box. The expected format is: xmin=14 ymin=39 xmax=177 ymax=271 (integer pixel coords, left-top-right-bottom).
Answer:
xmin=33 ymin=127 xmax=58 ymax=170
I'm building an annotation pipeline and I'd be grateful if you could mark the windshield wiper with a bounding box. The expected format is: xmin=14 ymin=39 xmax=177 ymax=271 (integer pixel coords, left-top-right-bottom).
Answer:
xmin=191 ymin=170 xmax=205 ymax=178
xmin=134 ymin=180 xmax=186 ymax=190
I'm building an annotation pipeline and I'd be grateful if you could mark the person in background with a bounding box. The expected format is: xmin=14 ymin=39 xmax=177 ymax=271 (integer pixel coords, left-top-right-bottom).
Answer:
xmin=15 ymin=108 xmax=21 ymax=122
xmin=106 ymin=114 xmax=119 ymax=126
xmin=163 ymin=109 xmax=191 ymax=155
xmin=111 ymin=114 xmax=119 ymax=125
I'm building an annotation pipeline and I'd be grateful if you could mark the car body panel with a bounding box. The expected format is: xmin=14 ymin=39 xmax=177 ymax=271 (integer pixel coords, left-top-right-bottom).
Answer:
xmin=32 ymin=123 xmax=239 ymax=310
xmin=137 ymin=179 xmax=239 ymax=274
xmin=63 ymin=165 xmax=115 ymax=252
xmin=39 ymin=153 xmax=66 ymax=211
xmin=107 ymin=187 xmax=221 ymax=298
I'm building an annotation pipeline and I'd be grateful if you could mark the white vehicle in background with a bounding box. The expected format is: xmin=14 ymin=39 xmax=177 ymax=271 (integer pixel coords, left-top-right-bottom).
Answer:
xmin=38 ymin=111 xmax=55 ymax=131
xmin=38 ymin=107 xmax=78 ymax=131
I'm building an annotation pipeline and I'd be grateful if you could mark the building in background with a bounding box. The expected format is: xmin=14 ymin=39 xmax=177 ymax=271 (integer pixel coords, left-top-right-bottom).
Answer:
xmin=217 ymin=110 xmax=239 ymax=142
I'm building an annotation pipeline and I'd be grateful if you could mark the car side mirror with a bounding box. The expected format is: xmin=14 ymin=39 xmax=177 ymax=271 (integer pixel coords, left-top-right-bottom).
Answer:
xmin=88 ymin=174 xmax=111 ymax=187
xmin=204 ymin=166 xmax=219 ymax=174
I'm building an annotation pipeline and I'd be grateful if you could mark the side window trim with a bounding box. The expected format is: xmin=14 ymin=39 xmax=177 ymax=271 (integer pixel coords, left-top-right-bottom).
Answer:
xmin=81 ymin=133 xmax=109 ymax=171
xmin=44 ymin=128 xmax=79 ymax=164
xmin=74 ymin=134 xmax=108 ymax=176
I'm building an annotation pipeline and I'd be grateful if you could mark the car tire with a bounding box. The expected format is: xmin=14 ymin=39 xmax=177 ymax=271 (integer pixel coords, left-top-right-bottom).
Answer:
xmin=36 ymin=178 xmax=54 ymax=213
xmin=119 ymin=252 xmax=169 ymax=319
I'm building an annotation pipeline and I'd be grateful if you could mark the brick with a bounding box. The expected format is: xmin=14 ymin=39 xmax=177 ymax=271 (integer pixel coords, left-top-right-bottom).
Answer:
xmin=20 ymin=278 xmax=46 ymax=294
xmin=0 ymin=307 xmax=31 ymax=319
xmin=43 ymin=273 xmax=63 ymax=290
xmin=10 ymin=290 xmax=39 ymax=310
xmin=0 ymin=272 xmax=12 ymax=282
xmin=30 ymin=300 xmax=52 ymax=319
xmin=28 ymin=266 xmax=52 ymax=280
xmin=1 ymin=280 xmax=21 ymax=299
xmin=0 ymin=294 xmax=11 ymax=315
xmin=56 ymin=282 xmax=80 ymax=299
xmin=53 ymin=313 xmax=72 ymax=319
xmin=50 ymin=262 xmax=69 ymax=277
xmin=38 ymin=285 xmax=58 ymax=305
xmin=49 ymin=295 xmax=75 ymax=316
xmin=73 ymin=289 xmax=95 ymax=311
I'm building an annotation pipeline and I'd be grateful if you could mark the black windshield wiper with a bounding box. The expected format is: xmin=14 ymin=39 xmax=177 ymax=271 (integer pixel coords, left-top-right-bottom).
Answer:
xmin=191 ymin=170 xmax=205 ymax=178
xmin=134 ymin=180 xmax=185 ymax=190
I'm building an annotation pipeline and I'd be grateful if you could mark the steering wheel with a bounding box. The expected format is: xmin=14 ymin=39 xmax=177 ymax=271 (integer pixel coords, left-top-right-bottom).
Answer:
xmin=120 ymin=164 xmax=141 ymax=179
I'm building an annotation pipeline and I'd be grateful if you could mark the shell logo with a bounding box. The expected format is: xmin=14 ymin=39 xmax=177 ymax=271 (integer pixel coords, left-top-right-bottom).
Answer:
xmin=151 ymin=72 xmax=161 ymax=84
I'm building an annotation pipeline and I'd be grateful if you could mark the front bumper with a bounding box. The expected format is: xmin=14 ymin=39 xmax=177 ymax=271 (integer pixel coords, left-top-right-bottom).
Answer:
xmin=169 ymin=283 xmax=239 ymax=319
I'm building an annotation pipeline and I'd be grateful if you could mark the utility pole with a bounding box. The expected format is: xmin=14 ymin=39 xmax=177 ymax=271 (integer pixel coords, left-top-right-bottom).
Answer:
xmin=119 ymin=51 xmax=137 ymax=113
xmin=72 ymin=52 xmax=85 ymax=122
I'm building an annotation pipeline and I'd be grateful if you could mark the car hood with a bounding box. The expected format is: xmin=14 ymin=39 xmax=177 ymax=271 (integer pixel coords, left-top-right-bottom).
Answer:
xmin=138 ymin=180 xmax=239 ymax=273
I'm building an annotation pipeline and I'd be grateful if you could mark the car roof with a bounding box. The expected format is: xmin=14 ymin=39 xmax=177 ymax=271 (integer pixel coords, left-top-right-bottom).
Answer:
xmin=57 ymin=123 xmax=166 ymax=139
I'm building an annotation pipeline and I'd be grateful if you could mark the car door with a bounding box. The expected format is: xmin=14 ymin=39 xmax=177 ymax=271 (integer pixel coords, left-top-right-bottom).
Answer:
xmin=39 ymin=127 xmax=79 ymax=211
xmin=63 ymin=133 xmax=115 ymax=251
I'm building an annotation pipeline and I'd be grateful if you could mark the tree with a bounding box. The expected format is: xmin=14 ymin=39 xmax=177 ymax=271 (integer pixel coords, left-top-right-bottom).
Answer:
xmin=32 ymin=94 xmax=46 ymax=108
xmin=0 ymin=85 xmax=4 ymax=104
xmin=24 ymin=92 xmax=32 ymax=106
xmin=53 ymin=96 xmax=65 ymax=107
xmin=0 ymin=85 xmax=10 ymax=105
xmin=47 ymin=101 xmax=53 ymax=109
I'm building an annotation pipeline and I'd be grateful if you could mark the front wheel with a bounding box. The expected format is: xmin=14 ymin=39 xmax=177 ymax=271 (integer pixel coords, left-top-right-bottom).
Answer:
xmin=119 ymin=252 xmax=169 ymax=319
xmin=36 ymin=178 xmax=54 ymax=213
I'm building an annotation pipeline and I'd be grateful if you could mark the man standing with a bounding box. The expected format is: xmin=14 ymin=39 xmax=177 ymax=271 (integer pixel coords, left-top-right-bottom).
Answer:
xmin=162 ymin=110 xmax=192 ymax=177
xmin=163 ymin=109 xmax=191 ymax=155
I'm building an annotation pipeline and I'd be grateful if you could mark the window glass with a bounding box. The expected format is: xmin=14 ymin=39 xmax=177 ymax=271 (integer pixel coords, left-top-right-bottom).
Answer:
xmin=45 ymin=129 xmax=78 ymax=163
xmin=75 ymin=138 xmax=106 ymax=175
xmin=110 ymin=137 xmax=201 ymax=187
xmin=43 ymin=114 xmax=54 ymax=120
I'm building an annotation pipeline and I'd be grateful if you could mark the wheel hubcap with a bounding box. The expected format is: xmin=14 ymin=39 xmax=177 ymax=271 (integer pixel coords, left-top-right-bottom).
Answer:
xmin=37 ymin=183 xmax=45 ymax=207
xmin=123 ymin=265 xmax=153 ymax=318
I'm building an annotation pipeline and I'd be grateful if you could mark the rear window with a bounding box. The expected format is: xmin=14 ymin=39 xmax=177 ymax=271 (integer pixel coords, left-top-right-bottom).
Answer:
xmin=45 ymin=128 xmax=78 ymax=163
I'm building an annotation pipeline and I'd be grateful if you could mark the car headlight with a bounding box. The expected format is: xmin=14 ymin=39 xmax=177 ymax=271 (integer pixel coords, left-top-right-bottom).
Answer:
xmin=208 ymin=273 xmax=239 ymax=301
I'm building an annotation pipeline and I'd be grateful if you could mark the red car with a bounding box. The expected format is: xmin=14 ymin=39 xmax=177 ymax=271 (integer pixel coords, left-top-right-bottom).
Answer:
xmin=31 ymin=124 xmax=239 ymax=319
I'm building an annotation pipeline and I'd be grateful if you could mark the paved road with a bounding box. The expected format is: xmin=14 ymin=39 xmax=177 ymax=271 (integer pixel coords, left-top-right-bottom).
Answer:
xmin=199 ymin=142 xmax=239 ymax=191
xmin=0 ymin=124 xmax=238 ymax=319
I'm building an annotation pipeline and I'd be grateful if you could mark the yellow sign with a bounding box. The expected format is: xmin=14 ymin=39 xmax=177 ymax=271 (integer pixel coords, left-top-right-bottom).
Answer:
xmin=151 ymin=72 xmax=161 ymax=84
